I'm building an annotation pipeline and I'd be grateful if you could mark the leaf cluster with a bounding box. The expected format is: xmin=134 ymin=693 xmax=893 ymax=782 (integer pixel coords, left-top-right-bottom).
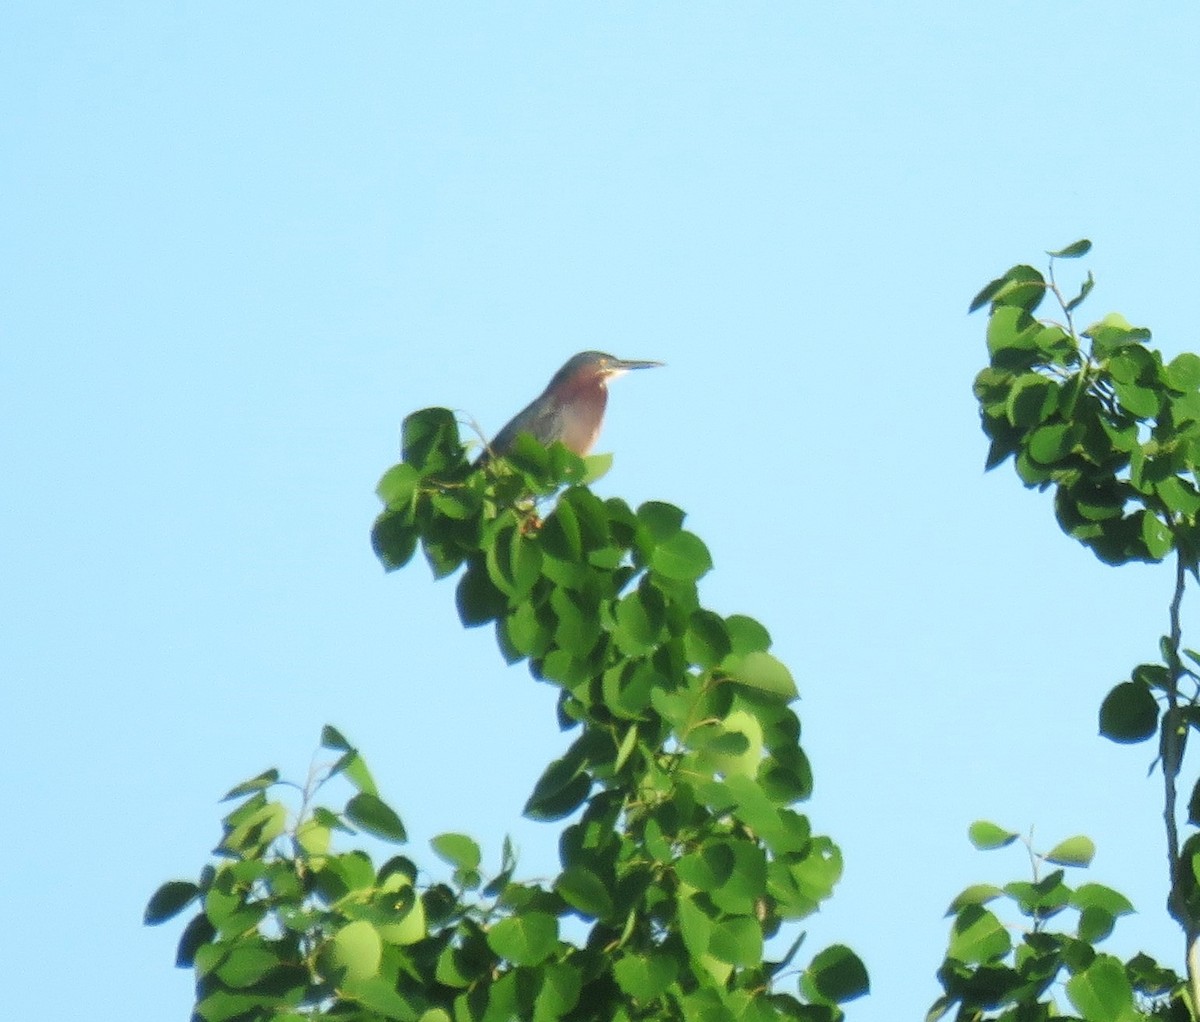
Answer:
xmin=971 ymin=240 xmax=1200 ymax=567
xmin=929 ymin=823 xmax=1185 ymax=1022
xmin=148 ymin=415 xmax=868 ymax=1021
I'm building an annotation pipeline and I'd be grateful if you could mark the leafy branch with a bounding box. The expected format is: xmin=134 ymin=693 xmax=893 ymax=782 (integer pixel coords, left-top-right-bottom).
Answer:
xmin=147 ymin=414 xmax=869 ymax=1021
xmin=959 ymin=241 xmax=1200 ymax=1018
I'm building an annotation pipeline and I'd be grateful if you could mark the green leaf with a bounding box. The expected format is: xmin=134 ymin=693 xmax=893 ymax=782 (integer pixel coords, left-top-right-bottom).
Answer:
xmin=1140 ymin=511 xmax=1173 ymax=559
xmin=1085 ymin=313 xmax=1153 ymax=357
xmin=1065 ymin=955 xmax=1137 ymax=1022
xmin=726 ymin=614 xmax=771 ymax=656
xmin=1168 ymin=353 xmax=1200 ymax=391
xmin=541 ymin=498 xmax=582 ymax=561
xmin=175 ymin=912 xmax=216 ymax=968
xmin=1112 ymin=380 xmax=1159 ymax=419
xmin=983 ymin=265 xmax=1046 ymax=315
xmin=581 ymin=452 xmax=614 ymax=483
xmin=524 ymin=756 xmax=591 ymax=822
xmin=804 ymin=943 xmax=870 ymax=1004
xmin=1071 ymin=883 xmax=1134 ymax=917
xmin=725 ymin=650 xmax=798 ymax=700
xmin=431 ymin=833 xmax=481 ymax=870
xmin=1099 ymin=681 xmax=1159 ymax=743
xmin=650 ymin=530 xmax=713 ymax=581
xmin=614 ymin=953 xmax=678 ymax=1001
xmin=194 ymin=990 xmax=273 ymax=1022
xmin=969 ymin=275 xmax=1007 ymax=314
xmin=1078 ymin=905 xmax=1117 ymax=943
xmin=555 ymin=866 xmax=615 ymax=920
xmin=614 ymin=586 xmax=666 ymax=656
xmin=708 ymin=914 xmax=763 ymax=967
xmin=346 ymin=792 xmax=407 ymax=843
xmin=1066 ymin=270 xmax=1095 ymax=313
xmin=456 ymin=560 xmax=507 ymax=627
xmin=686 ymin=610 xmax=733 ymax=668
xmin=144 ymin=880 xmax=200 ymax=925
xmin=502 ymin=601 xmax=549 ymax=660
xmin=1045 ymin=834 xmax=1095 ymax=867
xmin=636 ymin=501 xmax=685 ymax=542
xmin=1005 ymin=373 xmax=1058 ymax=427
xmin=945 ymin=884 xmax=1003 ymax=914
xmin=331 ymin=919 xmax=383 ymax=981
xmin=372 ymin=507 xmax=420 ymax=571
xmin=333 ymin=749 xmax=379 ymax=796
xmin=376 ymin=463 xmax=421 ymax=506
xmin=485 ymin=523 xmax=541 ymax=599
xmin=534 ymin=962 xmax=582 ymax=1022
xmin=968 ymin=820 xmax=1018 ymax=850
xmin=1048 ymin=239 xmax=1092 ymax=259
xmin=948 ymin=905 xmax=1011 ymax=964
xmin=677 ymin=842 xmax=737 ymax=892
xmin=215 ymin=943 xmax=281 ymax=987
xmin=1156 ymin=477 xmax=1200 ymax=518
xmin=344 ymin=976 xmax=419 ymax=1021
xmin=1027 ymin=422 xmax=1072 ymax=464
xmin=486 ymin=912 xmax=559 ymax=966
xmin=402 ymin=407 xmax=463 ymax=474
xmin=322 ymin=725 xmax=353 ymax=751
xmin=221 ymin=769 xmax=280 ymax=802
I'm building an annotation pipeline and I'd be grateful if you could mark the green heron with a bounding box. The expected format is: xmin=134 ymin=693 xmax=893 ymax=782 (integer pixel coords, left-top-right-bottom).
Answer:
xmin=480 ymin=351 xmax=663 ymax=462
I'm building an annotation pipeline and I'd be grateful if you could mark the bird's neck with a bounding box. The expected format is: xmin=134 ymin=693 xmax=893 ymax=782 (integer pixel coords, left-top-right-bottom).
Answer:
xmin=557 ymin=375 xmax=608 ymax=408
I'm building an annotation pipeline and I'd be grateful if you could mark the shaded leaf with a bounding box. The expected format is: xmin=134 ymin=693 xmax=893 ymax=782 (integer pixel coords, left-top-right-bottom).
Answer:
xmin=1099 ymin=681 xmax=1159 ymax=743
xmin=321 ymin=725 xmax=353 ymax=751
xmin=1048 ymin=239 xmax=1092 ymax=259
xmin=144 ymin=880 xmax=200 ymax=925
xmin=221 ymin=769 xmax=279 ymax=802
xmin=346 ymin=792 xmax=407 ymax=843
xmin=804 ymin=943 xmax=870 ymax=1004
xmin=614 ymin=953 xmax=677 ymax=1001
xmin=555 ymin=866 xmax=615 ymax=920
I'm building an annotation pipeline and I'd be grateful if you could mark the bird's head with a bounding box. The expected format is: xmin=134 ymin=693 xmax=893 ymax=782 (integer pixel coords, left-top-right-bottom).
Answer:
xmin=548 ymin=351 xmax=664 ymax=394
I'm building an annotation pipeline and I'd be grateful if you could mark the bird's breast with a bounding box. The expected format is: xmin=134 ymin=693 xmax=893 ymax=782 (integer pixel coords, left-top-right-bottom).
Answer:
xmin=556 ymin=388 xmax=608 ymax=455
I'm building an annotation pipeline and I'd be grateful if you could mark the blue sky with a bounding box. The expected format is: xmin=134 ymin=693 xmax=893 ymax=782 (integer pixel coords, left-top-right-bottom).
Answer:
xmin=3 ymin=4 xmax=1200 ymax=1018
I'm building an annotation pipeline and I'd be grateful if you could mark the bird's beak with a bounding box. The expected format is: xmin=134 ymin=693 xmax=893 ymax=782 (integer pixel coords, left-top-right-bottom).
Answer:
xmin=606 ymin=358 xmax=665 ymax=378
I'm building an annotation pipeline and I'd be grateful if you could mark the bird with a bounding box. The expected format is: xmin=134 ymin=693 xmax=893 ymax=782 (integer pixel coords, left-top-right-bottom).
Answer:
xmin=479 ymin=351 xmax=663 ymax=463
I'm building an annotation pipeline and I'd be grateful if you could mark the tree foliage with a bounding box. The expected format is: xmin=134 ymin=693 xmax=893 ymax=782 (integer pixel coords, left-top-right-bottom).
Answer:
xmin=929 ymin=241 xmax=1200 ymax=1020
xmin=146 ymin=416 xmax=866 ymax=1020
xmin=148 ymin=240 xmax=1200 ymax=1021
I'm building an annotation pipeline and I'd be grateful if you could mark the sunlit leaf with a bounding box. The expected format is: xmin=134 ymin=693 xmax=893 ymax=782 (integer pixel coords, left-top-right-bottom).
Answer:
xmin=967 ymin=821 xmax=1017 ymax=850
xmin=431 ymin=833 xmax=481 ymax=870
xmin=1045 ymin=834 xmax=1095 ymax=867
xmin=331 ymin=920 xmax=383 ymax=981
xmin=1065 ymin=955 xmax=1135 ymax=1022
xmin=486 ymin=912 xmax=558 ymax=966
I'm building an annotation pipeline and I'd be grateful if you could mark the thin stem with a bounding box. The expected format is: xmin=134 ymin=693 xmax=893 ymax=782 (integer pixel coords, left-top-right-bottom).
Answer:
xmin=1046 ymin=259 xmax=1078 ymax=342
xmin=1161 ymin=550 xmax=1199 ymax=1012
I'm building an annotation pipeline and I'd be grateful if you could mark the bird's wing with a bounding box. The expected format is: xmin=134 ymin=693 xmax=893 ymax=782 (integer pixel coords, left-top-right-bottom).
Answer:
xmin=485 ymin=396 xmax=563 ymax=459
